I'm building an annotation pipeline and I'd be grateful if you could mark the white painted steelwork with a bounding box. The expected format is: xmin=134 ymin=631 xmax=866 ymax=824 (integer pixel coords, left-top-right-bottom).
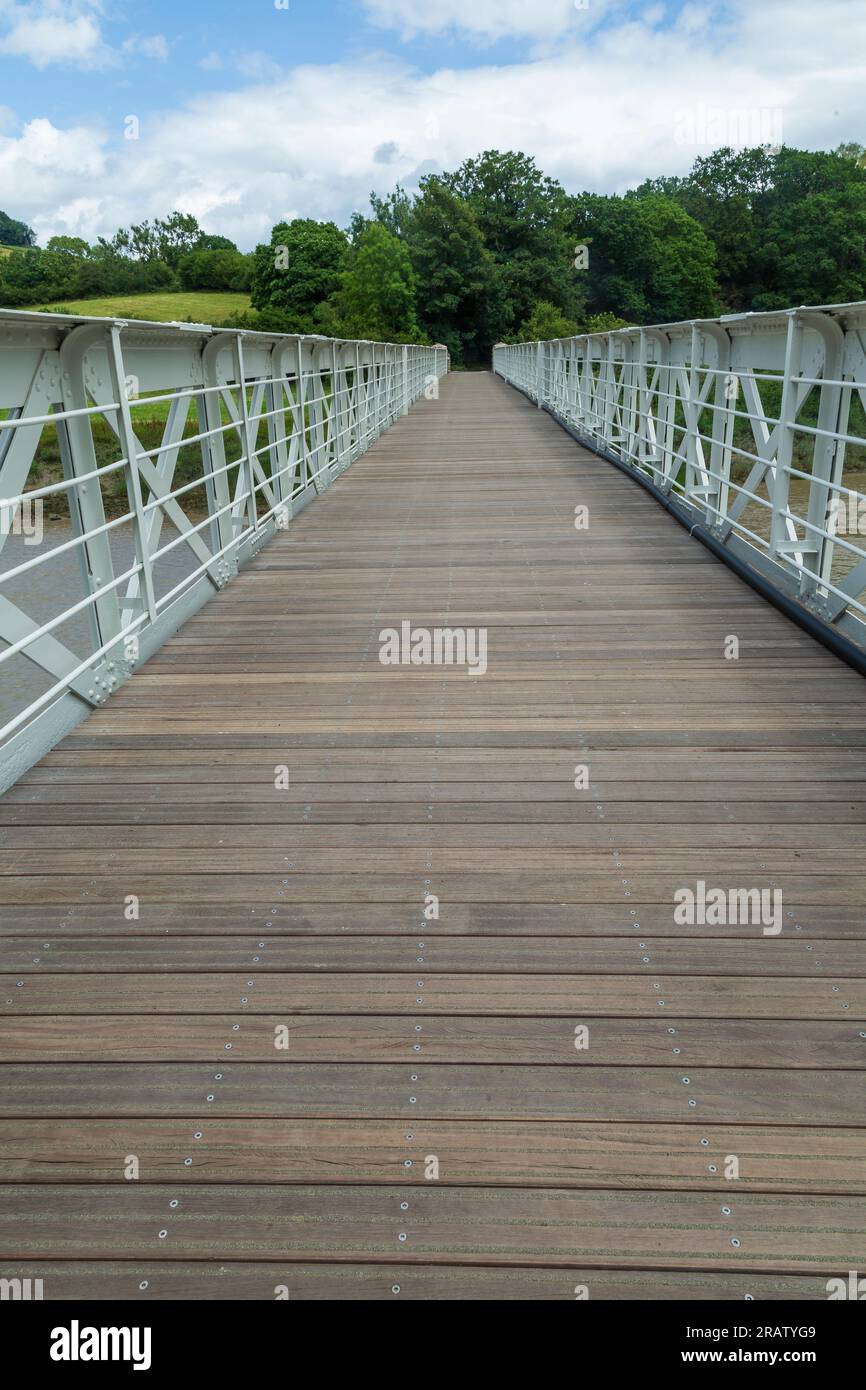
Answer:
xmin=494 ymin=303 xmax=866 ymax=653
xmin=0 ymin=309 xmax=447 ymax=787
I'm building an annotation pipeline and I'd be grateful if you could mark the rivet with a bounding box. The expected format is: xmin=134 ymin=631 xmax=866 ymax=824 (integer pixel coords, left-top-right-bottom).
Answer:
xmin=398 ymin=1232 xmax=407 ymax=1242
xmin=158 ymin=1230 xmax=167 ymax=1239
xmin=391 ymin=1285 xmax=401 ymax=1294
xmin=722 ymin=1206 xmax=731 ymax=1215
xmin=731 ymin=1238 xmax=741 ymax=1248
xmin=409 ymin=1096 xmax=417 ymax=1104
xmin=139 ymin=1280 xmax=149 ymax=1290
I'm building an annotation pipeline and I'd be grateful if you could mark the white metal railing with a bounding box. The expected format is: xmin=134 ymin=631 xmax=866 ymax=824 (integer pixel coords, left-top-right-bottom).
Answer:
xmin=494 ymin=303 xmax=866 ymax=653
xmin=0 ymin=309 xmax=447 ymax=785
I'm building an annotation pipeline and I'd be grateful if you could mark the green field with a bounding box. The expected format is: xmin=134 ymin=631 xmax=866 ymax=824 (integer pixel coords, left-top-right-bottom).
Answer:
xmin=34 ymin=290 xmax=251 ymax=323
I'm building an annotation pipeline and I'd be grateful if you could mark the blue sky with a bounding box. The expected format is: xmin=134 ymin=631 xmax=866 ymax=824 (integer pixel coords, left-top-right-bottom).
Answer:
xmin=0 ymin=0 xmax=862 ymax=247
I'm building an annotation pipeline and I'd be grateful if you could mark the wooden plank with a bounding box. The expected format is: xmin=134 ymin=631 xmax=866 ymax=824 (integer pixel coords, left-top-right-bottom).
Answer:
xmin=0 ymin=1063 xmax=863 ymax=1124
xmin=1 ymin=873 xmax=863 ymax=904
xmin=2 ymin=1118 xmax=864 ymax=1193
xmin=2 ymin=935 xmax=865 ymax=977
xmin=3 ymin=971 xmax=863 ymax=1016
xmin=0 ymin=1262 xmax=831 ymax=1300
xmin=2 ymin=1014 xmax=861 ymax=1066
xmin=1 ymin=1184 xmax=863 ymax=1272
xmin=1 ymin=902 xmax=861 ymax=936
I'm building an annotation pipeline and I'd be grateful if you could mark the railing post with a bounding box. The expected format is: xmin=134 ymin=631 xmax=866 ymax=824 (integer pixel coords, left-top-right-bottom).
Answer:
xmin=295 ymin=337 xmax=309 ymax=489
xmin=769 ymin=314 xmax=804 ymax=563
xmin=231 ymin=334 xmax=259 ymax=533
xmin=106 ymin=324 xmax=157 ymax=627
xmin=200 ymin=334 xmax=238 ymax=574
xmin=798 ymin=312 xmax=845 ymax=600
xmin=57 ymin=323 xmax=123 ymax=666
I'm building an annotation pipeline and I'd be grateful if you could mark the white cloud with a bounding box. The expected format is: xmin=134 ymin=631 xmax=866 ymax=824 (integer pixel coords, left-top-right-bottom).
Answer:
xmin=0 ymin=0 xmax=113 ymax=69
xmin=2 ymin=0 xmax=865 ymax=249
xmin=0 ymin=3 xmax=168 ymax=69
xmin=361 ymin=0 xmax=606 ymax=43
xmin=122 ymin=34 xmax=170 ymax=63
xmin=235 ymin=51 xmax=282 ymax=82
xmin=199 ymin=50 xmax=223 ymax=71
xmin=0 ymin=118 xmax=108 ymax=234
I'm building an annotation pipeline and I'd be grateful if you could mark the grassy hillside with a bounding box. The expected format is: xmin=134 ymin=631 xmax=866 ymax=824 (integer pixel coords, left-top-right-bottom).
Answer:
xmin=34 ymin=290 xmax=251 ymax=323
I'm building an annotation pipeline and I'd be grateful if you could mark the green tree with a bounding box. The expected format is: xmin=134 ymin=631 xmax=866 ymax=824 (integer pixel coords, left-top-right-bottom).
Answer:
xmin=340 ymin=222 xmax=419 ymax=341
xmin=370 ymin=185 xmax=414 ymax=239
xmin=836 ymin=142 xmax=866 ymax=168
xmin=106 ymin=212 xmax=202 ymax=267
xmin=177 ymin=248 xmax=253 ymax=292
xmin=570 ymin=192 xmax=720 ymax=323
xmin=634 ymin=147 xmax=773 ymax=310
xmin=749 ymin=147 xmax=866 ymax=308
xmin=515 ymin=300 xmax=579 ymax=341
xmin=582 ymin=312 xmax=629 ymax=333
xmin=407 ymin=177 xmax=501 ymax=364
xmin=443 ymin=149 xmax=582 ymax=336
xmin=0 ymin=210 xmax=35 ymax=247
xmin=46 ymin=236 xmax=91 ymax=257
xmin=195 ymin=233 xmax=239 ymax=252
xmin=250 ymin=218 xmax=349 ymax=329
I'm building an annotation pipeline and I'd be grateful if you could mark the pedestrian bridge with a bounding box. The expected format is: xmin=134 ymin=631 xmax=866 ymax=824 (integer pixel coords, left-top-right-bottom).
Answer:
xmin=0 ymin=305 xmax=865 ymax=1299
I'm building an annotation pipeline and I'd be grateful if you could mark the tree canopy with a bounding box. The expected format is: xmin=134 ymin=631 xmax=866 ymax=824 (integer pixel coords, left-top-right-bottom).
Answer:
xmin=4 ymin=142 xmax=866 ymax=358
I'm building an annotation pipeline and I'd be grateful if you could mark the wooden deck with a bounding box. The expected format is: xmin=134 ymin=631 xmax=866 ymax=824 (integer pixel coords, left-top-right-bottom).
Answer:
xmin=1 ymin=369 xmax=865 ymax=1300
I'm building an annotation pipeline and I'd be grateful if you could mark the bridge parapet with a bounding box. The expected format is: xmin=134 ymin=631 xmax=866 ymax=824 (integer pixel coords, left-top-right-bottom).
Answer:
xmin=494 ymin=303 xmax=866 ymax=664
xmin=0 ymin=311 xmax=447 ymax=788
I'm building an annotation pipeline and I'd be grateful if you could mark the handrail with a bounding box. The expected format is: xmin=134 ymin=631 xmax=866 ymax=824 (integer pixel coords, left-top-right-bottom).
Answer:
xmin=493 ymin=302 xmax=866 ymax=661
xmin=0 ymin=309 xmax=448 ymax=787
